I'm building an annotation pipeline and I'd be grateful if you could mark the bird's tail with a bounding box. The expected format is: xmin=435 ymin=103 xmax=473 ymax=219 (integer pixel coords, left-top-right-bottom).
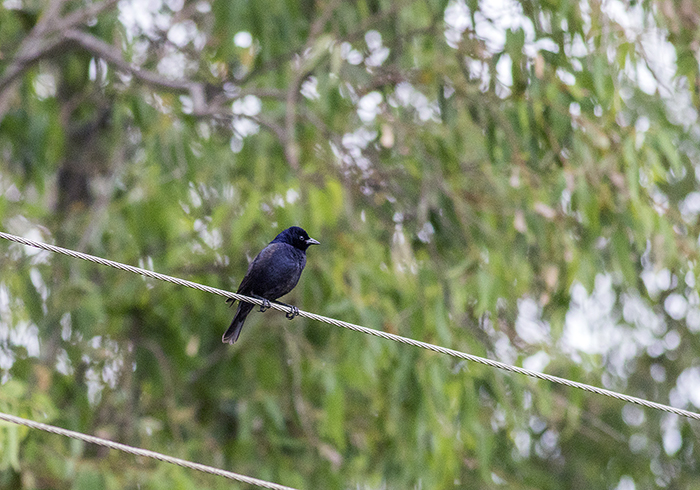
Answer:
xmin=222 ymin=301 xmax=254 ymax=344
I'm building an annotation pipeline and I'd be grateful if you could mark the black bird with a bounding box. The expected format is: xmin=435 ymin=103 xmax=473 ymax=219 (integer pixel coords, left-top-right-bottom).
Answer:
xmin=222 ymin=226 xmax=319 ymax=344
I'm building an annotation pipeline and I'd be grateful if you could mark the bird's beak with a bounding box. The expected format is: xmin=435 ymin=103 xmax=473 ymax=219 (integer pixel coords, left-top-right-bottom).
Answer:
xmin=306 ymin=237 xmax=320 ymax=245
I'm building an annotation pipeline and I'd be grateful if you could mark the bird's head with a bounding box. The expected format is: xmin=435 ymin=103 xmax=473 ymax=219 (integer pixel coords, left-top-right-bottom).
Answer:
xmin=273 ymin=226 xmax=320 ymax=251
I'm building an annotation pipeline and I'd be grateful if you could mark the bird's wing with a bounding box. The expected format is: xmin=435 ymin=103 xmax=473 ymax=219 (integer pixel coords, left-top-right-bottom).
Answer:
xmin=236 ymin=243 xmax=304 ymax=298
xmin=236 ymin=243 xmax=286 ymax=293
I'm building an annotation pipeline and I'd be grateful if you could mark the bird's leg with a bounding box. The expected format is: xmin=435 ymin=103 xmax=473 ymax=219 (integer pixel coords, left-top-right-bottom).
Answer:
xmin=259 ymin=299 xmax=271 ymax=312
xmin=271 ymin=300 xmax=299 ymax=320
xmin=251 ymin=294 xmax=271 ymax=312
xmin=286 ymin=306 xmax=299 ymax=320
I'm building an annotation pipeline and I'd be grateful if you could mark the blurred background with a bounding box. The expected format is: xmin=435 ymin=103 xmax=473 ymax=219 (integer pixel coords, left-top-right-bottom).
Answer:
xmin=1 ymin=0 xmax=700 ymax=488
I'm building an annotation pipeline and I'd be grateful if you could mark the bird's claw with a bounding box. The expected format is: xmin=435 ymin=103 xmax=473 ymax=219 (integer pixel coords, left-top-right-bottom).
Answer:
xmin=286 ymin=305 xmax=299 ymax=320
xmin=259 ymin=298 xmax=271 ymax=312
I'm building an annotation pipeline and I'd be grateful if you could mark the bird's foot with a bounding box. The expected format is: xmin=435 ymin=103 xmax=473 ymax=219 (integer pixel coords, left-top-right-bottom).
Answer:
xmin=285 ymin=305 xmax=299 ymax=320
xmin=259 ymin=298 xmax=271 ymax=313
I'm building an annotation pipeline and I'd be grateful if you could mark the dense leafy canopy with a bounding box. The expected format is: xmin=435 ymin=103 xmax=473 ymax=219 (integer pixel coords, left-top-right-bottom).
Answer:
xmin=1 ymin=0 xmax=700 ymax=488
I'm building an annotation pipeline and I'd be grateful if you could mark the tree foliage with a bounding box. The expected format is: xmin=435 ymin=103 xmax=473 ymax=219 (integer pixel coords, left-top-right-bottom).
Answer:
xmin=1 ymin=0 xmax=700 ymax=488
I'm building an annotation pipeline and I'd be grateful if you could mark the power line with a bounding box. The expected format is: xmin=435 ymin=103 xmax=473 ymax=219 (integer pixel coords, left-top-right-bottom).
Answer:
xmin=0 ymin=411 xmax=298 ymax=490
xmin=1 ymin=230 xmax=700 ymax=422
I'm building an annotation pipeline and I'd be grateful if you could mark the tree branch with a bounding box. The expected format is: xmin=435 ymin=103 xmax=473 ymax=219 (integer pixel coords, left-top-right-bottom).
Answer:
xmin=63 ymin=29 xmax=197 ymax=92
xmin=282 ymin=0 xmax=343 ymax=169
xmin=0 ymin=0 xmax=121 ymax=97
xmin=62 ymin=30 xmax=285 ymax=116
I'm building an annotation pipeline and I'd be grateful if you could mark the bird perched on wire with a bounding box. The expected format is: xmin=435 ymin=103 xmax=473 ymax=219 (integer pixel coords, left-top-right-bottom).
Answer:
xmin=222 ymin=226 xmax=320 ymax=344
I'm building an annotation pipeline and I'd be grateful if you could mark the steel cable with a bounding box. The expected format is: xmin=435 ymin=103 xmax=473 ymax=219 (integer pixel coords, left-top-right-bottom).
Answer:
xmin=1 ymin=230 xmax=699 ymax=422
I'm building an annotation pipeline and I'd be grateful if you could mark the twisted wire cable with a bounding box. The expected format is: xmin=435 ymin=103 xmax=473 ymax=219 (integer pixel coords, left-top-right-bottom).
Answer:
xmin=0 ymin=411 xmax=298 ymax=490
xmin=1 ymin=231 xmax=699 ymax=421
